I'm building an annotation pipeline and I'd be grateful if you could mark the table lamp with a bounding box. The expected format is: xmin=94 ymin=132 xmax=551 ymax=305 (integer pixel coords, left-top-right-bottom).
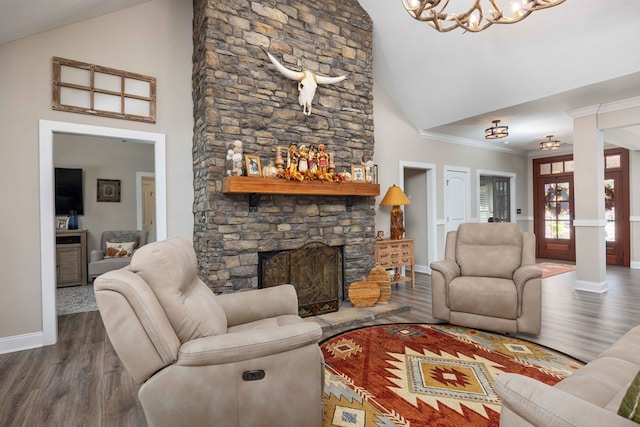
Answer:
xmin=380 ymin=184 xmax=411 ymax=240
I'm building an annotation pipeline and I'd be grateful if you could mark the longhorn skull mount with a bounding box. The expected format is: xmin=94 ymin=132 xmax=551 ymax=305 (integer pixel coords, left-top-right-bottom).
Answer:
xmin=263 ymin=49 xmax=348 ymax=116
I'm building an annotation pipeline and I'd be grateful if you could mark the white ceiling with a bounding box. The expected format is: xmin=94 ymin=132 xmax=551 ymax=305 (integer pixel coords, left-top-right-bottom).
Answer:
xmin=3 ymin=0 xmax=640 ymax=155
xmin=358 ymin=0 xmax=640 ymax=154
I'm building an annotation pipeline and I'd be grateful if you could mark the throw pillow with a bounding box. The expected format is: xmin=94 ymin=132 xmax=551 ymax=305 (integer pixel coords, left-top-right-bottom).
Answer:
xmin=105 ymin=241 xmax=136 ymax=258
xmin=618 ymin=369 xmax=640 ymax=422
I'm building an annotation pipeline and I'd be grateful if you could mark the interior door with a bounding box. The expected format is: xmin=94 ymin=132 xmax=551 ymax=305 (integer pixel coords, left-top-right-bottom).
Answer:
xmin=142 ymin=176 xmax=156 ymax=242
xmin=444 ymin=168 xmax=470 ymax=232
xmin=536 ymin=176 xmax=575 ymax=260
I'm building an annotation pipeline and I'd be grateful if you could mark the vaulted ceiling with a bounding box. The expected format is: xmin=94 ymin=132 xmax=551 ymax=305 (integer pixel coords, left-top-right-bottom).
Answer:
xmin=3 ymin=0 xmax=640 ymax=154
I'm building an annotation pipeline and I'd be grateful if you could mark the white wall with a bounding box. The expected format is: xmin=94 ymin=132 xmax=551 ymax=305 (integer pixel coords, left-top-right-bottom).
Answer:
xmin=0 ymin=0 xmax=193 ymax=344
xmin=372 ymin=82 xmax=530 ymax=260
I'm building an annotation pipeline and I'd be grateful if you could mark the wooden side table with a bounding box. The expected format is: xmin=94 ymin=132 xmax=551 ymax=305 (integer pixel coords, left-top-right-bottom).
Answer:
xmin=375 ymin=238 xmax=415 ymax=288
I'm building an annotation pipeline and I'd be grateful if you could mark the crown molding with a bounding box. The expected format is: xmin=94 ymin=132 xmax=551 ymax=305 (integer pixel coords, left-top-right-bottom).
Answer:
xmin=598 ymin=96 xmax=640 ymax=114
xmin=568 ymin=96 xmax=640 ymax=118
xmin=418 ymin=131 xmax=523 ymax=155
xmin=567 ymin=105 xmax=600 ymax=118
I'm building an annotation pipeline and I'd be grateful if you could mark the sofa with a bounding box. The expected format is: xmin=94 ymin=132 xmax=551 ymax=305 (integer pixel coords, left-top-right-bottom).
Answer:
xmin=94 ymin=237 xmax=324 ymax=427
xmin=88 ymin=229 xmax=148 ymax=280
xmin=496 ymin=324 xmax=640 ymax=426
xmin=430 ymin=222 xmax=542 ymax=335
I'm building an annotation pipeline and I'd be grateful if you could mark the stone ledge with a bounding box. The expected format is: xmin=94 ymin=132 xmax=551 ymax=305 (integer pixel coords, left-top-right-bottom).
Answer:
xmin=305 ymin=301 xmax=410 ymax=333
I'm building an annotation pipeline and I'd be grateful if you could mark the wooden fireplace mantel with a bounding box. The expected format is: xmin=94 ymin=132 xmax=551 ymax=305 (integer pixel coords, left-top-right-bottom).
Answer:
xmin=222 ymin=176 xmax=380 ymax=211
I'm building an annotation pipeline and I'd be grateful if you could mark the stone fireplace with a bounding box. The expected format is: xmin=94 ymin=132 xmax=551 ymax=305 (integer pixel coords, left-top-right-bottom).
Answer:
xmin=192 ymin=0 xmax=375 ymax=297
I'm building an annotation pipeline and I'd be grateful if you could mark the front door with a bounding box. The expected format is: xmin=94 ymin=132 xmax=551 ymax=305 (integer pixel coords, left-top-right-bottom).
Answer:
xmin=536 ymin=175 xmax=575 ymax=260
xmin=604 ymin=148 xmax=630 ymax=266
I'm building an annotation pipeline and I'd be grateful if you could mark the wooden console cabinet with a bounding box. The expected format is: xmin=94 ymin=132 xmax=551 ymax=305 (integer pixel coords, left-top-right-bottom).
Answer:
xmin=56 ymin=229 xmax=87 ymax=287
xmin=375 ymin=238 xmax=415 ymax=288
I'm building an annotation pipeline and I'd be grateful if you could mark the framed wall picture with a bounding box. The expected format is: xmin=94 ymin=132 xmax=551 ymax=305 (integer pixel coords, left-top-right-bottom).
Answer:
xmin=245 ymin=155 xmax=262 ymax=177
xmin=351 ymin=164 xmax=366 ymax=182
xmin=97 ymin=179 xmax=121 ymax=202
xmin=56 ymin=216 xmax=69 ymax=230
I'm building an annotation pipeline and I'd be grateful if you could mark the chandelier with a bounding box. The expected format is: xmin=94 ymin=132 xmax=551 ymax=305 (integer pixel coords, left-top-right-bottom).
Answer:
xmin=485 ymin=120 xmax=509 ymax=139
xmin=539 ymin=135 xmax=560 ymax=150
xmin=401 ymin=0 xmax=566 ymax=33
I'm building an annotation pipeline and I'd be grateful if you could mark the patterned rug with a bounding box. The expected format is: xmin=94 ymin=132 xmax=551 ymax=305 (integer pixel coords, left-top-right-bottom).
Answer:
xmin=537 ymin=262 xmax=576 ymax=279
xmin=321 ymin=324 xmax=583 ymax=426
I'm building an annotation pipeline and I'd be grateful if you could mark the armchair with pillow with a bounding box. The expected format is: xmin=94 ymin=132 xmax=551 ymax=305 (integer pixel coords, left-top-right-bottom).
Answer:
xmin=88 ymin=230 xmax=148 ymax=281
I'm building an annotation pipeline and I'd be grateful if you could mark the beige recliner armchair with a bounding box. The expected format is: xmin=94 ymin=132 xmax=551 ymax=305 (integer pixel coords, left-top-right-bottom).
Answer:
xmin=430 ymin=223 xmax=542 ymax=335
xmin=94 ymin=237 xmax=324 ymax=427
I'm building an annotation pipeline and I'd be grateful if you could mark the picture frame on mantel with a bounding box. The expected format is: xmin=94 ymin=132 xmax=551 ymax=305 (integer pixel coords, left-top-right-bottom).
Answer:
xmin=351 ymin=164 xmax=366 ymax=182
xmin=245 ymin=155 xmax=262 ymax=177
xmin=97 ymin=179 xmax=121 ymax=202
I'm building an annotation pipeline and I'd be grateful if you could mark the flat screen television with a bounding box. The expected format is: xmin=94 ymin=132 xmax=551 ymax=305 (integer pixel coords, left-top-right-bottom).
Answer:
xmin=55 ymin=167 xmax=84 ymax=215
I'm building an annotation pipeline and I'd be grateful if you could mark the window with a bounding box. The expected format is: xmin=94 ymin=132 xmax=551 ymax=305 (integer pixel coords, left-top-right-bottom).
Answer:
xmin=52 ymin=57 xmax=156 ymax=123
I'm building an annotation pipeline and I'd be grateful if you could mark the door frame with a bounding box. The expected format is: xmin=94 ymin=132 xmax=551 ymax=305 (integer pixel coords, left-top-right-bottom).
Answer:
xmin=39 ymin=120 xmax=167 ymax=346
xmin=399 ymin=161 xmax=437 ymax=273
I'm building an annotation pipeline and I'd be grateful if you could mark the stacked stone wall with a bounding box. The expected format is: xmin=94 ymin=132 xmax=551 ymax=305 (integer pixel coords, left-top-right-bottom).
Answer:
xmin=192 ymin=0 xmax=375 ymax=292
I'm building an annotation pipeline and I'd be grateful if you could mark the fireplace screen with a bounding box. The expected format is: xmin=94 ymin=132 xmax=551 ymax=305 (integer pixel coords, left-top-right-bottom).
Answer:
xmin=259 ymin=242 xmax=343 ymax=317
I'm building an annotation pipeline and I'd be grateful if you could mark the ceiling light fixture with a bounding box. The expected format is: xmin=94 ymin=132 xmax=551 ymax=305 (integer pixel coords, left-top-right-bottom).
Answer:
xmin=401 ymin=0 xmax=566 ymax=33
xmin=539 ymin=135 xmax=561 ymax=150
xmin=485 ymin=120 xmax=509 ymax=139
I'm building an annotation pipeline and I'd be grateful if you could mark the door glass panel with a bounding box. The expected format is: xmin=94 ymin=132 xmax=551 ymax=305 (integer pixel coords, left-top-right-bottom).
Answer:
xmin=552 ymin=162 xmax=564 ymax=174
xmin=605 ymin=178 xmax=615 ymax=242
xmin=544 ymin=182 xmax=571 ymax=239
xmin=564 ymin=160 xmax=574 ymax=172
xmin=606 ymin=155 xmax=620 ymax=169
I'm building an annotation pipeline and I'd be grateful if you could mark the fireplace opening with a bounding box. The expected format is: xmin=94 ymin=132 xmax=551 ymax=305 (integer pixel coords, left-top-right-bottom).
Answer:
xmin=258 ymin=242 xmax=344 ymax=317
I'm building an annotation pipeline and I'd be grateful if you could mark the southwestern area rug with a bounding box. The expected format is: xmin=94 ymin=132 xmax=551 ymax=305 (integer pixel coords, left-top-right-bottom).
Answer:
xmin=321 ymin=324 xmax=583 ymax=427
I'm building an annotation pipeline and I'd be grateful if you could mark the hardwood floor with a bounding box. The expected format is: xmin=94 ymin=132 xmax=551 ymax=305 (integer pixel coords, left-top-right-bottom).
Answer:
xmin=1 ymin=267 xmax=639 ymax=426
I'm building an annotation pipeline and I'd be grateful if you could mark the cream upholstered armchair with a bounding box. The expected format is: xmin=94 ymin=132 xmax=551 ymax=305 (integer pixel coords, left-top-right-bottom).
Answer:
xmin=94 ymin=237 xmax=324 ymax=427
xmin=430 ymin=223 xmax=542 ymax=335
xmin=88 ymin=230 xmax=148 ymax=280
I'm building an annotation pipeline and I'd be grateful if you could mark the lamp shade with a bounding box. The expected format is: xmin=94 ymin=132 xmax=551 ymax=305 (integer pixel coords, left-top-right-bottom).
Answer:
xmin=380 ymin=185 xmax=411 ymax=207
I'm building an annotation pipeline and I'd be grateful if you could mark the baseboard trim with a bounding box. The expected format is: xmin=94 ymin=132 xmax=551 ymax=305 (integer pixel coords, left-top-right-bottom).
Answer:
xmin=414 ymin=264 xmax=430 ymax=274
xmin=631 ymin=261 xmax=640 ymax=269
xmin=0 ymin=331 xmax=44 ymax=355
xmin=574 ymin=279 xmax=608 ymax=293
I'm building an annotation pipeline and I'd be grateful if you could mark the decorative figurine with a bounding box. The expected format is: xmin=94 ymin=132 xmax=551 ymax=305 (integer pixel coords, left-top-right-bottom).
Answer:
xmin=298 ymin=145 xmax=309 ymax=173
xmin=288 ymin=143 xmax=299 ymax=173
xmin=317 ymin=144 xmax=329 ymax=174
xmin=308 ymin=145 xmax=317 ymax=173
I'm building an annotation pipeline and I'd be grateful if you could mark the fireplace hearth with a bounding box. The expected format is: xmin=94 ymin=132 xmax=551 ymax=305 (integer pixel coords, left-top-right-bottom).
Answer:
xmin=259 ymin=242 xmax=344 ymax=317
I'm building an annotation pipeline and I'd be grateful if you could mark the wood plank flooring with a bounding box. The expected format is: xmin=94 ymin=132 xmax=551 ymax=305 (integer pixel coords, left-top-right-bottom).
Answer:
xmin=1 ymin=266 xmax=639 ymax=426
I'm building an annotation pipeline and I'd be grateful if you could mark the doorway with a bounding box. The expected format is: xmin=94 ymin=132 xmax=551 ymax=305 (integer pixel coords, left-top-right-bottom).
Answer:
xmin=604 ymin=148 xmax=630 ymax=266
xmin=137 ymin=172 xmax=157 ymax=242
xmin=400 ymin=161 xmax=436 ymax=273
xmin=39 ymin=120 xmax=167 ymax=346
xmin=532 ymin=148 xmax=629 ymax=265
xmin=477 ymin=170 xmax=516 ymax=223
